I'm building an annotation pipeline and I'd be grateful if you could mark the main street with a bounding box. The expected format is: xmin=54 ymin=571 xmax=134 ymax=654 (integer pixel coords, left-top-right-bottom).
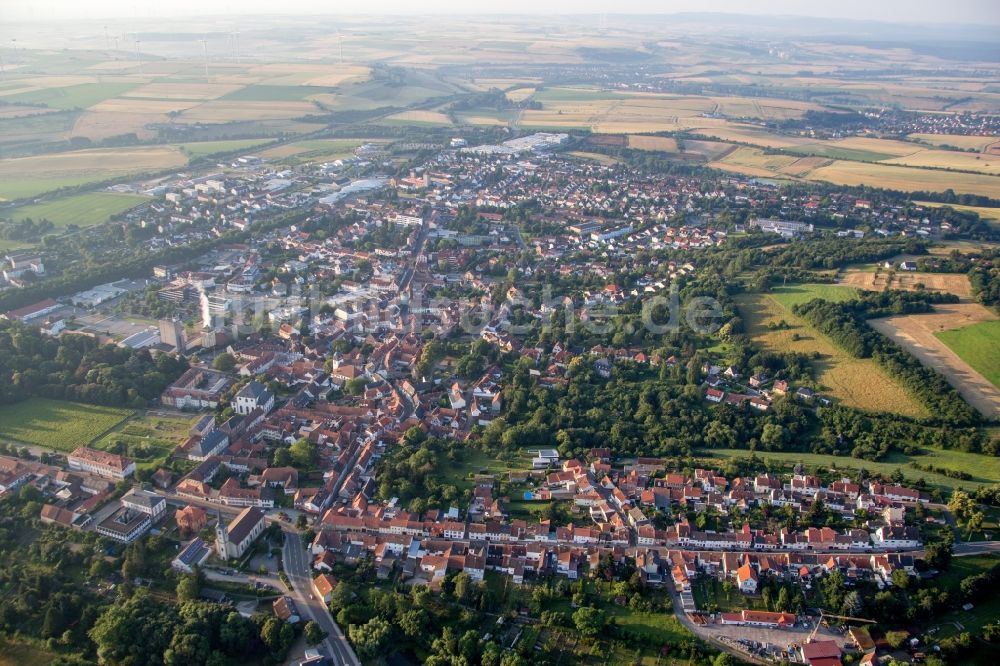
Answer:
xmin=282 ymin=528 xmax=360 ymax=666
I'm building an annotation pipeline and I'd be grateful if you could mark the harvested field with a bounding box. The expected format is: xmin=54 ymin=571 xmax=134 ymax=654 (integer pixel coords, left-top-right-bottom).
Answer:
xmin=868 ymin=303 xmax=1000 ymax=419
xmin=382 ymin=109 xmax=453 ymax=126
xmin=838 ymin=270 xmax=973 ymax=299
xmin=808 ymin=160 xmax=1000 ymax=198
xmin=908 ymin=134 xmax=999 ymax=152
xmin=176 ymin=100 xmax=318 ymax=122
xmin=883 ymin=149 xmax=1000 ymax=175
xmin=90 ymin=97 xmax=203 ymax=114
xmin=70 ymin=109 xmax=165 ymax=141
xmin=737 ymin=292 xmax=926 ymax=417
xmin=123 ymin=82 xmax=242 ymax=100
xmin=627 ymin=135 xmax=678 ymax=152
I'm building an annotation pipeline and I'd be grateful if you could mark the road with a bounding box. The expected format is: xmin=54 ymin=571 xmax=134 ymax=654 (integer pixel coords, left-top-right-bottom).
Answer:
xmin=282 ymin=529 xmax=360 ymax=666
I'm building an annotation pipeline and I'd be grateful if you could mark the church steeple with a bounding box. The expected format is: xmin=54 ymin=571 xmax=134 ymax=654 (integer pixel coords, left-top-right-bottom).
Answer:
xmin=215 ymin=509 xmax=228 ymax=559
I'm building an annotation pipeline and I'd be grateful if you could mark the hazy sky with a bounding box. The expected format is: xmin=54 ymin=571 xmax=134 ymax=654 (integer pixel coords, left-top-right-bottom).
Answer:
xmin=2 ymin=0 xmax=998 ymax=24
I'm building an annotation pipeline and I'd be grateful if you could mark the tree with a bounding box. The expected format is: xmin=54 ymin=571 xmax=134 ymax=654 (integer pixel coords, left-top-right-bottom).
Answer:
xmin=572 ymin=606 xmax=607 ymax=638
xmin=289 ymin=438 xmax=316 ymax=469
xmin=885 ymin=631 xmax=909 ymax=649
xmin=176 ymin=574 xmax=201 ymax=602
xmin=453 ymin=571 xmax=473 ymax=603
xmin=348 ymin=617 xmax=392 ymax=658
xmin=304 ymin=620 xmax=327 ymax=645
xmin=713 ymin=655 xmax=737 ymax=666
xmin=213 ymin=353 xmax=236 ymax=372
xmin=301 ymin=528 xmax=316 ymax=546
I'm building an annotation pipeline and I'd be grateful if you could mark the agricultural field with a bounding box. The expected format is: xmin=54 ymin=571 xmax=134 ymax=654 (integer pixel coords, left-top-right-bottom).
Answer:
xmin=7 ymin=192 xmax=148 ymax=227
xmin=935 ymin=321 xmax=1000 ymax=391
xmin=0 ymin=145 xmax=187 ymax=201
xmin=381 ymin=109 xmax=454 ymax=126
xmin=916 ymin=201 xmax=1000 ymax=224
xmin=0 ymin=398 xmax=133 ymax=451
xmin=908 ymin=134 xmax=1000 ymax=152
xmin=807 ymin=159 xmax=1000 ymax=198
xmin=0 ymin=81 xmax=140 ymax=110
xmin=736 ymin=289 xmax=926 ymax=417
xmin=868 ymin=304 xmax=1000 ymax=420
xmin=178 ymin=139 xmax=275 ymax=159
xmin=883 ymin=149 xmax=1000 ymax=175
xmin=838 ymin=269 xmax=973 ymax=299
xmin=698 ymin=447 xmax=1000 ymax=492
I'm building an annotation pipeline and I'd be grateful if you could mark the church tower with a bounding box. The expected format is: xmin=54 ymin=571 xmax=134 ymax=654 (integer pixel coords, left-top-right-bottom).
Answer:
xmin=215 ymin=510 xmax=229 ymax=559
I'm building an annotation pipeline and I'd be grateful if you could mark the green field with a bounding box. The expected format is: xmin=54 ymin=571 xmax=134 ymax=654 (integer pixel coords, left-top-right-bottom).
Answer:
xmin=3 ymin=82 xmax=139 ymax=110
xmin=767 ymin=283 xmax=859 ymax=310
xmin=0 ymin=637 xmax=56 ymax=666
xmin=8 ymin=192 xmax=148 ymax=227
xmin=220 ymin=85 xmax=327 ymax=102
xmin=699 ymin=447 xmax=1000 ymax=491
xmin=0 ymin=174 xmax=118 ymax=201
xmin=786 ymin=144 xmax=895 ymax=162
xmin=935 ymin=321 xmax=1000 ymax=390
xmin=0 ymin=398 xmax=133 ymax=451
xmin=178 ymin=139 xmax=274 ymax=159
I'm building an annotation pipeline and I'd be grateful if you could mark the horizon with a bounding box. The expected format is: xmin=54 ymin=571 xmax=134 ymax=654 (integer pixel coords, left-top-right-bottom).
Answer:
xmin=3 ymin=1 xmax=999 ymax=27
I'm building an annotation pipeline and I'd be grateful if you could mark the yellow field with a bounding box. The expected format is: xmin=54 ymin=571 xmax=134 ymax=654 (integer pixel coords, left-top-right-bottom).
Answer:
xmin=71 ymin=109 xmax=167 ymax=141
xmin=737 ymin=293 xmax=927 ymax=417
xmin=915 ymin=201 xmax=1000 ymax=223
xmin=908 ymin=134 xmax=1000 ymax=151
xmin=809 ymin=160 xmax=1000 ymax=198
xmin=883 ymin=150 xmax=1000 ymax=175
xmin=244 ymin=63 xmax=370 ymax=87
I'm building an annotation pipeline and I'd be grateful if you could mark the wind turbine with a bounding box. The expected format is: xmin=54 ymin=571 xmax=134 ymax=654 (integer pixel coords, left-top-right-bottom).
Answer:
xmin=104 ymin=25 xmax=110 ymax=50
xmin=233 ymin=30 xmax=240 ymax=64
xmin=201 ymin=38 xmax=209 ymax=81
xmin=339 ymin=32 xmax=344 ymax=64
xmin=134 ymin=37 xmax=143 ymax=75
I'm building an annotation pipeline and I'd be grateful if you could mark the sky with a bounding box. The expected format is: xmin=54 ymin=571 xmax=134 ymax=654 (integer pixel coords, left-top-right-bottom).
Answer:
xmin=2 ymin=0 xmax=998 ymax=25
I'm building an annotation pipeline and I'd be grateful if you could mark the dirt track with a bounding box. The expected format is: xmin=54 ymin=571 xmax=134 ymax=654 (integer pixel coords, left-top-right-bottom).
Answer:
xmin=868 ymin=303 xmax=1000 ymax=419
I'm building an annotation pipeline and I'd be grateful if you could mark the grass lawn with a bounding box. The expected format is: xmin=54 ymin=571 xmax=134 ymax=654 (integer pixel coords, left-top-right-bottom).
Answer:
xmin=0 ymin=398 xmax=133 ymax=451
xmin=0 ymin=637 xmax=57 ymax=666
xmin=935 ymin=321 xmax=1000 ymax=390
xmin=9 ymin=192 xmax=147 ymax=227
xmin=436 ymin=448 xmax=535 ymax=493
xmin=767 ymin=283 xmax=859 ymax=310
xmin=698 ymin=447 xmax=1000 ymax=491
xmin=692 ymin=576 xmax=761 ymax=613
xmin=92 ymin=411 xmax=194 ymax=471
xmin=933 ymin=555 xmax=1000 ymax=637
